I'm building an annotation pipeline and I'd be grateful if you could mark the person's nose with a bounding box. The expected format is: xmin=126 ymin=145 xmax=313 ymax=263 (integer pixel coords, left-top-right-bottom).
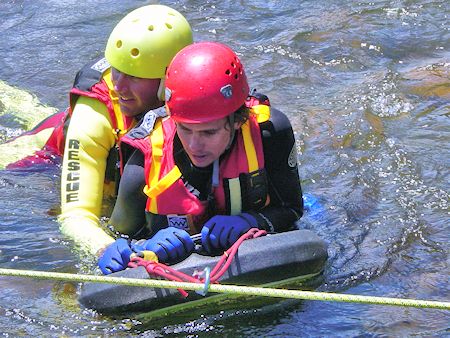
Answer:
xmin=188 ymin=132 xmax=204 ymax=152
xmin=113 ymin=72 xmax=128 ymax=93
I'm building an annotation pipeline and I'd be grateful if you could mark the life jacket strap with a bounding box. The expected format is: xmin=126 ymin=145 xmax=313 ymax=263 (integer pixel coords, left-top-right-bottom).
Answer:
xmin=241 ymin=121 xmax=258 ymax=172
xmin=103 ymin=69 xmax=128 ymax=137
xmin=143 ymin=165 xmax=182 ymax=200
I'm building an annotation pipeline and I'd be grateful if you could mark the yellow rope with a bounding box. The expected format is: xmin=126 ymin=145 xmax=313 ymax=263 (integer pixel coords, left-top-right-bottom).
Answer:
xmin=0 ymin=268 xmax=448 ymax=310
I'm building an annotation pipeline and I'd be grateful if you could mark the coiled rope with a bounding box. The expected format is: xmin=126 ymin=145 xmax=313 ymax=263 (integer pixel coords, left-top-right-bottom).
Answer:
xmin=0 ymin=267 xmax=448 ymax=310
xmin=128 ymin=228 xmax=267 ymax=297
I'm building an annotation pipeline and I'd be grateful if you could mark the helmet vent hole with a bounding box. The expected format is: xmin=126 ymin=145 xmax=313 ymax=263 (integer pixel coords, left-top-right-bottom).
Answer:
xmin=231 ymin=62 xmax=236 ymax=68
xmin=148 ymin=25 xmax=154 ymax=31
xmin=116 ymin=40 xmax=122 ymax=48
xmin=166 ymin=23 xmax=173 ymax=29
xmin=234 ymin=74 xmax=239 ymax=79
xmin=225 ymin=69 xmax=231 ymax=75
xmin=131 ymin=48 xmax=140 ymax=57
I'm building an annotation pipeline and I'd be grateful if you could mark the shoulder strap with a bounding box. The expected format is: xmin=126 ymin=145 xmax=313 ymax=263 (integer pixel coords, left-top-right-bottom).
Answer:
xmin=126 ymin=107 xmax=168 ymax=140
xmin=143 ymin=119 xmax=182 ymax=213
xmin=72 ymin=57 xmax=110 ymax=92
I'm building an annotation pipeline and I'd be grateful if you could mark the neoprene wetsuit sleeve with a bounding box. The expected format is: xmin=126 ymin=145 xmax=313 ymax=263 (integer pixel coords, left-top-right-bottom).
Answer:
xmin=109 ymin=149 xmax=148 ymax=237
xmin=58 ymin=96 xmax=116 ymax=255
xmin=0 ymin=115 xmax=56 ymax=169
xmin=248 ymin=107 xmax=304 ymax=232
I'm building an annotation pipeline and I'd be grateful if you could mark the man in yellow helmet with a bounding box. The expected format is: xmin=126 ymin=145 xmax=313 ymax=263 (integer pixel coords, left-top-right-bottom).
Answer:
xmin=57 ymin=5 xmax=193 ymax=256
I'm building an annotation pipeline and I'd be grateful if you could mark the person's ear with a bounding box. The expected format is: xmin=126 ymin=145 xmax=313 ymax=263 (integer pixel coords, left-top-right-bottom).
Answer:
xmin=233 ymin=120 xmax=243 ymax=130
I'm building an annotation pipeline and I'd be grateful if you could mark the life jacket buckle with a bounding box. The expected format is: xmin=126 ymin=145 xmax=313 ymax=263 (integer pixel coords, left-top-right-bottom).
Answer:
xmin=167 ymin=214 xmax=190 ymax=231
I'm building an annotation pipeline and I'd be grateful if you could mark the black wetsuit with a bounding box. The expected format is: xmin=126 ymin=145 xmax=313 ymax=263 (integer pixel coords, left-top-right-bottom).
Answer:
xmin=110 ymin=107 xmax=303 ymax=238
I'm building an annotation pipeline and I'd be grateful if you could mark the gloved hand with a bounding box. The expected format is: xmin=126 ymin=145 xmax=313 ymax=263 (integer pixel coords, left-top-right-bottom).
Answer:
xmin=98 ymin=238 xmax=133 ymax=275
xmin=201 ymin=213 xmax=258 ymax=253
xmin=133 ymin=227 xmax=194 ymax=263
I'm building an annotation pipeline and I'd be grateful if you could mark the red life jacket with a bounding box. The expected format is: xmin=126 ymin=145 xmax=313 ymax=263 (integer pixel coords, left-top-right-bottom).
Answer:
xmin=5 ymin=58 xmax=133 ymax=170
xmin=122 ymin=98 xmax=271 ymax=234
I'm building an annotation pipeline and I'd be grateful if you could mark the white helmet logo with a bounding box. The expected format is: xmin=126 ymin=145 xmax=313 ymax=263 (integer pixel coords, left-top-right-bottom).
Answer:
xmin=220 ymin=84 xmax=233 ymax=99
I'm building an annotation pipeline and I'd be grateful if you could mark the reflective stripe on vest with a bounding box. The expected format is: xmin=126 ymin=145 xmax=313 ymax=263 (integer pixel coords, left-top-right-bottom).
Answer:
xmin=241 ymin=121 xmax=258 ymax=172
xmin=102 ymin=70 xmax=133 ymax=139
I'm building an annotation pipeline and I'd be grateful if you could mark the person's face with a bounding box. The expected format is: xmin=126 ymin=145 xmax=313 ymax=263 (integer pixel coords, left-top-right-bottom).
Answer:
xmin=176 ymin=117 xmax=240 ymax=168
xmin=111 ymin=68 xmax=163 ymax=117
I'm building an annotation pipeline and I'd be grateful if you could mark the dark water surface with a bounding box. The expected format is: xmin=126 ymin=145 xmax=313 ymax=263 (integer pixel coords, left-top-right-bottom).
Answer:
xmin=0 ymin=0 xmax=448 ymax=336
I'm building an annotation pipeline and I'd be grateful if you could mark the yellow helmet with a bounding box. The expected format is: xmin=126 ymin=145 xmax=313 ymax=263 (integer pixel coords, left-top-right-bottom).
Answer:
xmin=105 ymin=5 xmax=193 ymax=79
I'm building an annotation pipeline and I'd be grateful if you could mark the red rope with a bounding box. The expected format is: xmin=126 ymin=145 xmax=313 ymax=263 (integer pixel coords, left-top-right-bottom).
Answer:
xmin=127 ymin=228 xmax=267 ymax=297
xmin=209 ymin=228 xmax=266 ymax=282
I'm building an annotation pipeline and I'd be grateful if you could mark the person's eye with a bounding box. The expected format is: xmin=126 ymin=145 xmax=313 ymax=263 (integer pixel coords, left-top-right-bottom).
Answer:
xmin=203 ymin=130 xmax=217 ymax=136
xmin=177 ymin=126 xmax=191 ymax=134
xmin=131 ymin=76 xmax=141 ymax=82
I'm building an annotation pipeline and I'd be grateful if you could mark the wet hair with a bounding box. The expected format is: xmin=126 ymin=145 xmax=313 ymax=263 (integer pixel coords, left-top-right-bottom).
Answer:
xmin=224 ymin=104 xmax=250 ymax=130
xmin=233 ymin=104 xmax=250 ymax=124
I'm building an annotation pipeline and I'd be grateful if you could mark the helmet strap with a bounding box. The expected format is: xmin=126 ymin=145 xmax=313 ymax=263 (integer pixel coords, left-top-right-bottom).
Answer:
xmin=209 ymin=115 xmax=233 ymax=201
xmin=212 ymin=159 xmax=220 ymax=188
xmin=157 ymin=78 xmax=166 ymax=101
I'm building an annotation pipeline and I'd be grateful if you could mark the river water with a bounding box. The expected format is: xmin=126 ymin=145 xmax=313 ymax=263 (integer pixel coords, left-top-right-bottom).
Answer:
xmin=0 ymin=0 xmax=449 ymax=336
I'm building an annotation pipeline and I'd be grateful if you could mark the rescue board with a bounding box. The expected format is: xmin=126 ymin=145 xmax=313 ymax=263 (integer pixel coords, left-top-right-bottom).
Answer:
xmin=78 ymin=229 xmax=328 ymax=314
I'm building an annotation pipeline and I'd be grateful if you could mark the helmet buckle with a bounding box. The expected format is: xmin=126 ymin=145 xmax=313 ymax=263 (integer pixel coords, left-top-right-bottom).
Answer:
xmin=165 ymin=87 xmax=172 ymax=101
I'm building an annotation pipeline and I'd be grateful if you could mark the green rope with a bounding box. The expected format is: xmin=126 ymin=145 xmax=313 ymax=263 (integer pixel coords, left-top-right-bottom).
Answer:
xmin=0 ymin=268 xmax=448 ymax=310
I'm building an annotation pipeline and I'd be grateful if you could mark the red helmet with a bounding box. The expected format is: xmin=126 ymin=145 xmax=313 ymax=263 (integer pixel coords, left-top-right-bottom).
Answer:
xmin=165 ymin=42 xmax=250 ymax=123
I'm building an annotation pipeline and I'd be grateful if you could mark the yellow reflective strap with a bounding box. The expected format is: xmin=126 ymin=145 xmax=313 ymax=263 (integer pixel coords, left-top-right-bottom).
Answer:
xmin=103 ymin=69 xmax=126 ymax=136
xmin=143 ymin=119 xmax=164 ymax=213
xmin=144 ymin=166 xmax=182 ymax=199
xmin=143 ymin=120 xmax=182 ymax=213
xmin=241 ymin=121 xmax=259 ymax=172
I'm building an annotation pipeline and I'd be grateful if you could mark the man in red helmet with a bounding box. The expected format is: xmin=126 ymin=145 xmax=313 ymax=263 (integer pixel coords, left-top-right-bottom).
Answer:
xmin=98 ymin=42 xmax=303 ymax=275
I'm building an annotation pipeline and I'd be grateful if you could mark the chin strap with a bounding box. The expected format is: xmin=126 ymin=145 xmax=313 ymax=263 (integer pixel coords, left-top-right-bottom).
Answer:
xmin=211 ymin=113 xmax=232 ymax=194
xmin=205 ymin=159 xmax=220 ymax=219
xmin=157 ymin=78 xmax=166 ymax=101
xmin=212 ymin=159 xmax=220 ymax=188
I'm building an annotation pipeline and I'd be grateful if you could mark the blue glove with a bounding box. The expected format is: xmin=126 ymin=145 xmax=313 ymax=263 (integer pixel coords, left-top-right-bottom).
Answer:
xmin=133 ymin=227 xmax=194 ymax=263
xmin=98 ymin=238 xmax=133 ymax=275
xmin=302 ymin=193 xmax=325 ymax=218
xmin=201 ymin=213 xmax=258 ymax=253
xmin=303 ymin=193 xmax=319 ymax=211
